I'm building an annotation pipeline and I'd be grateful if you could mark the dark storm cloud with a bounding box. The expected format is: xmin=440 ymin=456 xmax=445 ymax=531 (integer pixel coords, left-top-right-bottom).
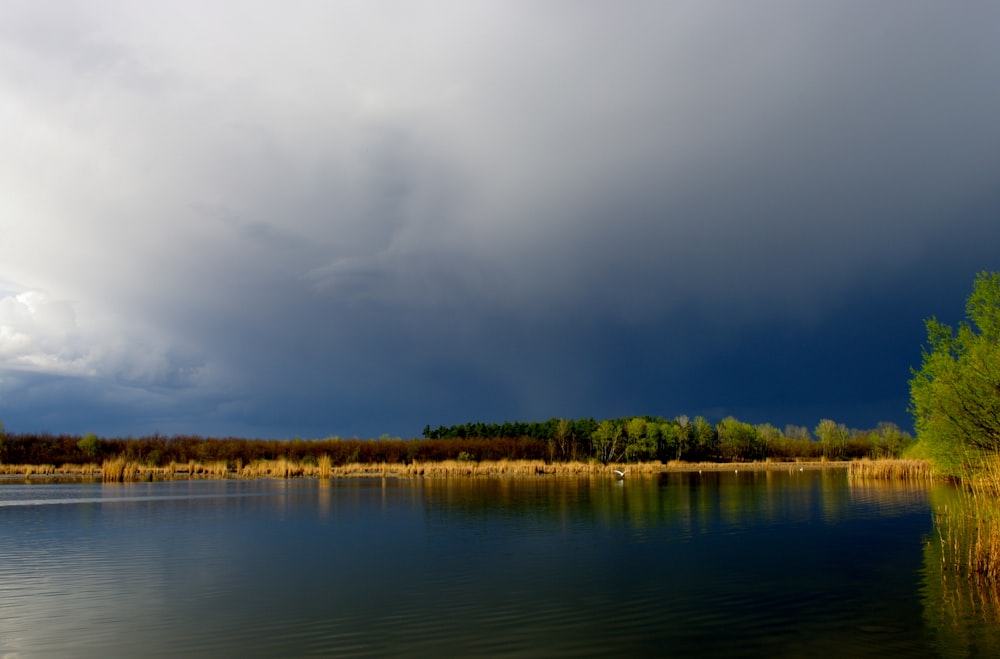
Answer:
xmin=2 ymin=2 xmax=999 ymax=437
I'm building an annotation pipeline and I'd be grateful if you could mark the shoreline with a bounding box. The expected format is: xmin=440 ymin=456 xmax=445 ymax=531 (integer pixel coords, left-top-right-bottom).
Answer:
xmin=0 ymin=458 xmax=861 ymax=483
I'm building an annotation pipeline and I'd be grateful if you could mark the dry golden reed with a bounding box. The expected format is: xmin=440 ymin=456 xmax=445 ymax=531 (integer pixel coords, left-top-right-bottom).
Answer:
xmin=101 ymin=458 xmax=150 ymax=482
xmin=848 ymin=458 xmax=933 ymax=481
xmin=934 ymin=454 xmax=1000 ymax=585
xmin=0 ymin=458 xmax=844 ymax=480
xmin=0 ymin=458 xmax=850 ymax=481
xmin=936 ymin=500 xmax=1000 ymax=585
xmin=317 ymin=454 xmax=332 ymax=478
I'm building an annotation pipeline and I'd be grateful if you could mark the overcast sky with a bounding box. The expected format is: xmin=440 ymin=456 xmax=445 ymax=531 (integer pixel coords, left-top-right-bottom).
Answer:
xmin=2 ymin=1 xmax=999 ymax=439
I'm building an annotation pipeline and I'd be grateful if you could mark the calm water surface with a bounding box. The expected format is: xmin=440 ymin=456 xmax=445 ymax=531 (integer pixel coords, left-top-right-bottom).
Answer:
xmin=0 ymin=470 xmax=989 ymax=656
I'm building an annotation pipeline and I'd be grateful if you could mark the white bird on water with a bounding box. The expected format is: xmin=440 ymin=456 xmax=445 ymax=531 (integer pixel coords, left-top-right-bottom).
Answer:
xmin=613 ymin=469 xmax=627 ymax=478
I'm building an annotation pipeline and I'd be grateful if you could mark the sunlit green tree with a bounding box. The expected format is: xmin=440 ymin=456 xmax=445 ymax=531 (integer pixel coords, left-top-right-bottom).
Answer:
xmin=755 ymin=423 xmax=781 ymax=458
xmin=592 ymin=420 xmax=623 ymax=463
xmin=717 ymin=417 xmax=761 ymax=461
xmin=77 ymin=433 xmax=101 ymax=460
xmin=814 ymin=419 xmax=849 ymax=459
xmin=552 ymin=418 xmax=573 ymax=460
xmin=657 ymin=420 xmax=680 ymax=461
xmin=691 ymin=416 xmax=717 ymax=460
xmin=622 ymin=417 xmax=656 ymax=461
xmin=910 ymin=271 xmax=1000 ymax=475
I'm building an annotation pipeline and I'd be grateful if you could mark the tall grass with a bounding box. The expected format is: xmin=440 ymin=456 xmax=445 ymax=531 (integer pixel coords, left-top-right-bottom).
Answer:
xmin=848 ymin=458 xmax=933 ymax=481
xmin=935 ymin=455 xmax=1000 ymax=585
xmin=0 ymin=463 xmax=56 ymax=476
xmin=0 ymin=458 xmax=855 ymax=480
xmin=101 ymin=458 xmax=148 ymax=482
xmin=317 ymin=454 xmax=332 ymax=478
xmin=0 ymin=457 xmax=869 ymax=482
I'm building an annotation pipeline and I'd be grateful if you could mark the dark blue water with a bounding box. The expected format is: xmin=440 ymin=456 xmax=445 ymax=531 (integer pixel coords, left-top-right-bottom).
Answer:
xmin=0 ymin=470 xmax=973 ymax=656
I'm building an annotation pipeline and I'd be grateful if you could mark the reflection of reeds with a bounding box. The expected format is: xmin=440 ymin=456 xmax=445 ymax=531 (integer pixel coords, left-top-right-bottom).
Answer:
xmin=936 ymin=459 xmax=1000 ymax=585
xmin=937 ymin=503 xmax=1000 ymax=584
xmin=926 ymin=466 xmax=1000 ymax=654
xmin=848 ymin=458 xmax=932 ymax=481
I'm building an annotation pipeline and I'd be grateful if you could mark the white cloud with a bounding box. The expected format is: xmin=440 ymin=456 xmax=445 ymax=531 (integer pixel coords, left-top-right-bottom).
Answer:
xmin=0 ymin=289 xmax=207 ymax=392
xmin=0 ymin=291 xmax=93 ymax=376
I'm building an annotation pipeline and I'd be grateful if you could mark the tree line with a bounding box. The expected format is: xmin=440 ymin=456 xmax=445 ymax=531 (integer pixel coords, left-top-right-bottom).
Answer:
xmin=0 ymin=432 xmax=549 ymax=468
xmin=423 ymin=416 xmax=912 ymax=463
xmin=0 ymin=415 xmax=912 ymax=468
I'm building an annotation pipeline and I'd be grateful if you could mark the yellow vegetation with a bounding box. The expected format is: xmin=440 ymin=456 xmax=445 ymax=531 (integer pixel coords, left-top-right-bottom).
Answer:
xmin=101 ymin=458 xmax=150 ymax=482
xmin=317 ymin=454 xmax=332 ymax=478
xmin=848 ymin=458 xmax=933 ymax=481
xmin=0 ymin=457 xmax=857 ymax=481
xmin=935 ymin=455 xmax=1000 ymax=585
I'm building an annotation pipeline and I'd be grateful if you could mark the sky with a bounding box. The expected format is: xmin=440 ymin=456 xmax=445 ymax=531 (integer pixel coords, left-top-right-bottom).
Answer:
xmin=2 ymin=1 xmax=999 ymax=440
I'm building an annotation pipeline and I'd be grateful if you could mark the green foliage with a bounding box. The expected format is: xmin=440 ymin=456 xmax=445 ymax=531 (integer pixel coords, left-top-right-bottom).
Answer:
xmin=694 ymin=417 xmax=719 ymax=459
xmin=622 ymin=417 xmax=657 ymax=462
xmin=0 ymin=413 xmax=914 ymax=469
xmin=77 ymin=433 xmax=101 ymax=459
xmin=814 ymin=419 xmax=849 ymax=459
xmin=910 ymin=271 xmax=1000 ymax=476
xmin=717 ymin=417 xmax=763 ymax=461
xmin=591 ymin=419 xmax=624 ymax=464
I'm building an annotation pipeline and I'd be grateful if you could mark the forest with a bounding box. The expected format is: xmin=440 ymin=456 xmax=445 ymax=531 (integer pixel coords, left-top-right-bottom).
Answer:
xmin=0 ymin=415 xmax=912 ymax=468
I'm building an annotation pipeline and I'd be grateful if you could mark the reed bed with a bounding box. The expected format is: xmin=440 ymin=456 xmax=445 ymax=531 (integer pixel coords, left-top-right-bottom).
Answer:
xmin=933 ymin=454 xmax=1000 ymax=587
xmin=22 ymin=464 xmax=55 ymax=478
xmin=848 ymin=458 xmax=933 ymax=481
xmin=0 ymin=463 xmax=101 ymax=477
xmin=936 ymin=495 xmax=1000 ymax=585
xmin=0 ymin=458 xmax=859 ymax=481
xmin=101 ymin=458 xmax=150 ymax=482
xmin=58 ymin=463 xmax=102 ymax=475
xmin=0 ymin=463 xmax=54 ymax=476
xmin=240 ymin=458 xmax=309 ymax=479
xmin=664 ymin=460 xmax=847 ymax=472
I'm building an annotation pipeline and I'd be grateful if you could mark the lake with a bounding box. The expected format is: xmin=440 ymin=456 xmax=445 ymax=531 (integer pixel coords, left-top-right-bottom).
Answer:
xmin=0 ymin=469 xmax=993 ymax=656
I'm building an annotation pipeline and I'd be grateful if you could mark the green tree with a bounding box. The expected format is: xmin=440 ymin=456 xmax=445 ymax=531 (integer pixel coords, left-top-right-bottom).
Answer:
xmin=872 ymin=422 xmax=912 ymax=458
xmin=671 ymin=416 xmax=691 ymax=461
xmin=622 ymin=417 xmax=656 ymax=461
xmin=78 ymin=433 xmax=101 ymax=460
xmin=910 ymin=271 xmax=1000 ymax=475
xmin=814 ymin=419 xmax=849 ymax=459
xmin=657 ymin=420 xmax=680 ymax=462
xmin=592 ymin=420 xmax=624 ymax=464
xmin=691 ymin=416 xmax=717 ymax=460
xmin=717 ymin=417 xmax=761 ymax=461
xmin=552 ymin=418 xmax=573 ymax=461
xmin=756 ymin=423 xmax=781 ymax=458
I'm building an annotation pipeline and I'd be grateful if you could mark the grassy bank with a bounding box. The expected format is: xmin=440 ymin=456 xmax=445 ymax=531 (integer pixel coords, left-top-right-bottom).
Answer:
xmin=0 ymin=458 xmax=857 ymax=482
